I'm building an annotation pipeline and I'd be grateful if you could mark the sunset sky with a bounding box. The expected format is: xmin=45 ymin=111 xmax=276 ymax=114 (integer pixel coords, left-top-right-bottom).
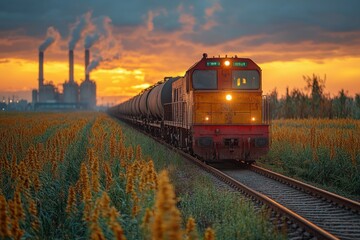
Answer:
xmin=0 ymin=1 xmax=359 ymax=105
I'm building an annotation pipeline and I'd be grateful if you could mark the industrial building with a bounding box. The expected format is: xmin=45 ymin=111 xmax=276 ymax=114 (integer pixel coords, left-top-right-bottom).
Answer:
xmin=63 ymin=50 xmax=79 ymax=103
xmin=33 ymin=48 xmax=97 ymax=111
xmin=80 ymin=49 xmax=96 ymax=109
xmin=37 ymin=51 xmax=57 ymax=103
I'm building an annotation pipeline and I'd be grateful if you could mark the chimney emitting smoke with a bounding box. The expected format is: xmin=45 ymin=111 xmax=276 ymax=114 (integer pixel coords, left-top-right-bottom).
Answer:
xmin=39 ymin=51 xmax=44 ymax=88
xmin=85 ymin=49 xmax=90 ymax=81
xmin=69 ymin=50 xmax=74 ymax=83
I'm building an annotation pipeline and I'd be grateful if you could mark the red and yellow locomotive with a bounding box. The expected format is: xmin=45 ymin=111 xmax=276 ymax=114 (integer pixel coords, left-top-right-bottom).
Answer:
xmin=108 ymin=53 xmax=270 ymax=163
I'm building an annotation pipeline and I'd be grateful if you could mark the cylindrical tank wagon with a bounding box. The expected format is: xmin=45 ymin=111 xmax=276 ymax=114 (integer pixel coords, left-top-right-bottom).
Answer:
xmin=147 ymin=77 xmax=179 ymax=119
xmin=139 ymin=89 xmax=150 ymax=116
xmin=134 ymin=95 xmax=142 ymax=115
xmin=117 ymin=77 xmax=179 ymax=120
xmin=129 ymin=95 xmax=141 ymax=116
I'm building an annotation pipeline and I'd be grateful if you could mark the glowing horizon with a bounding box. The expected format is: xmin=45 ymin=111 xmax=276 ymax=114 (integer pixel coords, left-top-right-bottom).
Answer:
xmin=1 ymin=54 xmax=360 ymax=105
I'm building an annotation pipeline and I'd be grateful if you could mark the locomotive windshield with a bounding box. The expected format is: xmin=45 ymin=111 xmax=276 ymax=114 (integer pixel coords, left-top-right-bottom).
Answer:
xmin=232 ymin=70 xmax=260 ymax=90
xmin=192 ymin=70 xmax=217 ymax=90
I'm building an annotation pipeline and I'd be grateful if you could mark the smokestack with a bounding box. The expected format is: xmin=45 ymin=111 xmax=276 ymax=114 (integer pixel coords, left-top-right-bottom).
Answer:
xmin=39 ymin=51 xmax=44 ymax=88
xmin=69 ymin=50 xmax=74 ymax=83
xmin=85 ymin=49 xmax=90 ymax=81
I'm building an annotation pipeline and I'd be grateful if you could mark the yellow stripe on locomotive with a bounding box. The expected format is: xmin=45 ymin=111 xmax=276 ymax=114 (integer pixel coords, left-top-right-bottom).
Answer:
xmin=193 ymin=92 xmax=262 ymax=125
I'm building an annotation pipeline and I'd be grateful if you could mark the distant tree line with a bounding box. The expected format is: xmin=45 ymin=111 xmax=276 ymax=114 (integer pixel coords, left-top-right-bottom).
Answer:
xmin=268 ymin=74 xmax=360 ymax=119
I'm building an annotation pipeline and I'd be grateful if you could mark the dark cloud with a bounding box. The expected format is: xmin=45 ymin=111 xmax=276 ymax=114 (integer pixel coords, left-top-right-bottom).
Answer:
xmin=0 ymin=0 xmax=359 ymax=63
xmin=189 ymin=1 xmax=360 ymax=45
xmin=1 ymin=0 xmax=359 ymax=40
xmin=0 ymin=1 xmax=175 ymax=35
xmin=153 ymin=11 xmax=181 ymax=32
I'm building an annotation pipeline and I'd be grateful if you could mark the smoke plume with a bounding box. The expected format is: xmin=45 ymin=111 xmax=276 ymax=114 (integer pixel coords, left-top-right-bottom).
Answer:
xmin=84 ymin=16 xmax=121 ymax=74
xmin=68 ymin=12 xmax=91 ymax=50
xmin=39 ymin=27 xmax=60 ymax=51
xmin=86 ymin=55 xmax=103 ymax=74
xmin=84 ymin=16 xmax=112 ymax=49
xmin=84 ymin=33 xmax=100 ymax=49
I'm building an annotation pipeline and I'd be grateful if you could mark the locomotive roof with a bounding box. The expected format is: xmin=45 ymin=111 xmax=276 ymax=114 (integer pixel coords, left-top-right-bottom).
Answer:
xmin=186 ymin=53 xmax=260 ymax=73
xmin=132 ymin=53 xmax=260 ymax=98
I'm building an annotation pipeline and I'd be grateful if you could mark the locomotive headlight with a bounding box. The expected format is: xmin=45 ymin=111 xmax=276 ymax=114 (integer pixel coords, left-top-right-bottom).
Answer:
xmin=224 ymin=60 xmax=230 ymax=66
xmin=226 ymin=94 xmax=232 ymax=101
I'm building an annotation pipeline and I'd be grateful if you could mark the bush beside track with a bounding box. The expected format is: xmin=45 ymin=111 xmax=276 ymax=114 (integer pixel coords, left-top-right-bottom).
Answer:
xmin=258 ymin=119 xmax=360 ymax=200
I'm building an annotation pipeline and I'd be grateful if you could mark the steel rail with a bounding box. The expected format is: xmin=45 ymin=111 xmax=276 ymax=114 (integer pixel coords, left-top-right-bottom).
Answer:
xmin=250 ymin=165 xmax=360 ymax=213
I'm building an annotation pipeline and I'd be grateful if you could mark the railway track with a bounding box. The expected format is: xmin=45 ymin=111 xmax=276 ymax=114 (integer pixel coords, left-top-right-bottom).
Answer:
xmin=217 ymin=163 xmax=360 ymax=240
xmin=120 ymin=122 xmax=360 ymax=240
xmin=162 ymin=145 xmax=360 ymax=239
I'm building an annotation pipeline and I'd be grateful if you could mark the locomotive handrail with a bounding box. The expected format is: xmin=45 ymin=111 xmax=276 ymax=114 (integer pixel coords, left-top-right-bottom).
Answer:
xmin=164 ymin=101 xmax=188 ymax=128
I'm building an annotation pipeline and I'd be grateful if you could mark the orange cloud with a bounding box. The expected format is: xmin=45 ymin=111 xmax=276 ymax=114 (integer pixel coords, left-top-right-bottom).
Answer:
xmin=1 ymin=9 xmax=360 ymax=106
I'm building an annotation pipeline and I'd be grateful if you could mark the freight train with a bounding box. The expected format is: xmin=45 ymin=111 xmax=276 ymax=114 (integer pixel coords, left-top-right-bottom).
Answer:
xmin=108 ymin=53 xmax=270 ymax=163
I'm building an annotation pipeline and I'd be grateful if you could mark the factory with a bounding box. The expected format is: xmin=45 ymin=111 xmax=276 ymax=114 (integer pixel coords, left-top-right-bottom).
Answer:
xmin=32 ymin=48 xmax=97 ymax=111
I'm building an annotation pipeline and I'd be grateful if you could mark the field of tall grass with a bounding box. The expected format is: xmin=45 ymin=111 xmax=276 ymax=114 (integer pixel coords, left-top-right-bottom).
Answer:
xmin=0 ymin=112 xmax=284 ymax=240
xmin=258 ymin=119 xmax=360 ymax=199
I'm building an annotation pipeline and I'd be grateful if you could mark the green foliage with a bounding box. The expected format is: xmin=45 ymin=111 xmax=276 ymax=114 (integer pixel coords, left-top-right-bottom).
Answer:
xmin=179 ymin=178 xmax=284 ymax=240
xmin=259 ymin=119 xmax=360 ymax=198
xmin=269 ymin=74 xmax=360 ymax=119
xmin=0 ymin=113 xmax=133 ymax=239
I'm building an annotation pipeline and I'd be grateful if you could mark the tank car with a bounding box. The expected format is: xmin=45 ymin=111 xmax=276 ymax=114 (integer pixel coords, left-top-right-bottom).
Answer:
xmin=108 ymin=53 xmax=270 ymax=163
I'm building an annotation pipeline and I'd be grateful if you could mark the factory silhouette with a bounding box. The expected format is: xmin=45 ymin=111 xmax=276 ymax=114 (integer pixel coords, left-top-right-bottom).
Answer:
xmin=32 ymin=48 xmax=96 ymax=111
xmin=29 ymin=14 xmax=118 ymax=111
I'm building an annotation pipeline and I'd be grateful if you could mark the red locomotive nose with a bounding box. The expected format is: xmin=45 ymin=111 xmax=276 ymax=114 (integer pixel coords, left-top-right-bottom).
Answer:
xmin=192 ymin=125 xmax=269 ymax=162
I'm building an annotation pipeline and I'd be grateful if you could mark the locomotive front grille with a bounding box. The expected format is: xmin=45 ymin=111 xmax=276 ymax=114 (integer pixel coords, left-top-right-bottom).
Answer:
xmin=223 ymin=138 xmax=239 ymax=146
